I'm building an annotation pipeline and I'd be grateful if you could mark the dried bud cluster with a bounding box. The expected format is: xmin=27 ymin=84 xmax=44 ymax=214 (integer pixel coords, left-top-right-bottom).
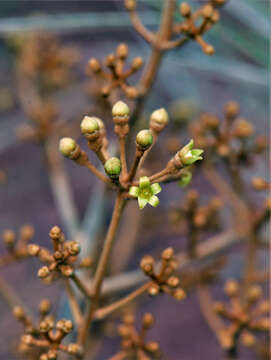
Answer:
xmin=14 ymin=300 xmax=83 ymax=360
xmin=190 ymin=101 xmax=266 ymax=166
xmin=87 ymin=43 xmax=143 ymax=99
xmin=214 ymin=280 xmax=269 ymax=352
xmin=176 ymin=1 xmax=227 ymax=55
xmin=27 ymin=226 xmax=91 ymax=283
xmin=140 ymin=248 xmax=186 ymax=301
xmin=111 ymin=312 xmax=161 ymax=359
xmin=1 ymin=224 xmax=34 ymax=263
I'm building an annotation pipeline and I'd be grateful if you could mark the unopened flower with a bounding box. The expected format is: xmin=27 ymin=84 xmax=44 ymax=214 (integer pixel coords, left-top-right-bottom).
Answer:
xmin=112 ymin=101 xmax=130 ymax=118
xmin=104 ymin=157 xmax=121 ymax=179
xmin=129 ymin=176 xmax=161 ymax=209
xmin=178 ymin=170 xmax=192 ymax=187
xmin=178 ymin=139 xmax=204 ymax=166
xmin=59 ymin=137 xmax=77 ymax=157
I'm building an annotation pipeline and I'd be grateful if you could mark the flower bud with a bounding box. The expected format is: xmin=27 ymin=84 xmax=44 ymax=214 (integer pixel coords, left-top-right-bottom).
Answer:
xmin=161 ymin=247 xmax=174 ymax=261
xmin=56 ymin=319 xmax=73 ymax=333
xmin=247 ymin=285 xmax=262 ymax=302
xmin=88 ymin=58 xmax=101 ymax=73
xmin=224 ymin=279 xmax=239 ymax=297
xmin=145 ymin=341 xmax=160 ymax=353
xmin=202 ymin=4 xmax=214 ymax=19
xmin=124 ymin=0 xmax=136 ymax=11
xmin=39 ymin=299 xmax=51 ymax=315
xmin=67 ymin=241 xmax=81 ymax=256
xmin=173 ymin=288 xmax=186 ymax=301
xmin=40 ymin=319 xmax=53 ymax=333
xmin=49 ymin=225 xmax=63 ymax=242
xmin=150 ymin=108 xmax=169 ymax=133
xmin=148 ymin=284 xmax=160 ymax=297
xmin=67 ymin=343 xmax=83 ymax=356
xmin=224 ymin=101 xmax=240 ymax=119
xmin=38 ymin=266 xmax=50 ymax=279
xmin=213 ymin=302 xmax=225 ymax=315
xmin=251 ymin=177 xmax=268 ymax=191
xmin=234 ymin=118 xmax=254 ymax=138
xmin=2 ymin=229 xmax=15 ymax=247
xmin=136 ymin=129 xmax=153 ymax=150
xmin=22 ymin=334 xmax=33 ymax=345
xmin=123 ymin=314 xmax=135 ymax=325
xmin=204 ymin=44 xmax=215 ymax=56
xmin=116 ymin=43 xmax=129 ymax=59
xmin=105 ymin=53 xmax=115 ymax=67
xmin=79 ymin=256 xmax=93 ymax=268
xmin=59 ymin=137 xmax=77 ymax=157
xmin=167 ymin=276 xmax=180 ymax=288
xmin=104 ymin=157 xmax=121 ymax=179
xmin=112 ymin=101 xmax=130 ymax=118
xmin=178 ymin=170 xmax=192 ymax=187
xmin=13 ymin=306 xmax=25 ymax=320
xmin=60 ymin=265 xmax=73 ymax=277
xmin=180 ymin=2 xmax=191 ymax=17
xmin=178 ymin=139 xmax=203 ymax=166
xmin=40 ymin=354 xmax=49 ymax=360
xmin=20 ymin=224 xmax=34 ymax=241
xmin=131 ymin=56 xmax=143 ymax=70
xmin=47 ymin=350 xmax=57 ymax=360
xmin=241 ymin=332 xmax=255 ymax=347
xmin=142 ymin=313 xmax=154 ymax=328
xmin=140 ymin=255 xmax=155 ymax=275
xmin=80 ymin=116 xmax=100 ymax=135
xmin=27 ymin=243 xmax=40 ymax=256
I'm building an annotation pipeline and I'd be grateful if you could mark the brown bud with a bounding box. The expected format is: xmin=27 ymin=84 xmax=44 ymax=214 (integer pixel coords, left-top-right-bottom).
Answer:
xmin=60 ymin=265 xmax=73 ymax=277
xmin=67 ymin=241 xmax=81 ymax=256
xmin=202 ymin=4 xmax=214 ymax=19
xmin=217 ymin=144 xmax=230 ymax=157
xmin=180 ymin=2 xmax=191 ymax=17
xmin=145 ymin=341 xmax=160 ymax=353
xmin=2 ymin=229 xmax=15 ymax=247
xmin=224 ymin=101 xmax=240 ymax=119
xmin=49 ymin=226 xmax=62 ymax=241
xmin=67 ymin=343 xmax=83 ymax=356
xmin=27 ymin=243 xmax=40 ymax=256
xmin=241 ymin=331 xmax=255 ymax=347
xmin=20 ymin=224 xmax=34 ymax=242
xmin=88 ymin=58 xmax=101 ymax=73
xmin=251 ymin=177 xmax=268 ymax=191
xmin=47 ymin=350 xmax=57 ymax=360
xmin=234 ymin=118 xmax=254 ymax=138
xmin=105 ymin=53 xmax=115 ymax=67
xmin=123 ymin=314 xmax=135 ymax=325
xmin=40 ymin=319 xmax=53 ymax=333
xmin=125 ymin=86 xmax=138 ymax=99
xmin=204 ymin=44 xmax=215 ymax=56
xmin=213 ymin=302 xmax=225 ymax=315
xmin=79 ymin=256 xmax=93 ymax=268
xmin=148 ymin=284 xmax=160 ymax=297
xmin=56 ymin=319 xmax=73 ymax=333
xmin=247 ymin=285 xmax=262 ymax=303
xmin=142 ymin=313 xmax=154 ymax=328
xmin=13 ymin=306 xmax=25 ymax=320
xmin=116 ymin=43 xmax=129 ymax=59
xmin=131 ymin=56 xmax=143 ymax=70
xmin=40 ymin=354 xmax=49 ymax=360
xmin=140 ymin=255 xmax=155 ymax=275
xmin=173 ymin=288 xmax=186 ymax=301
xmin=224 ymin=279 xmax=239 ymax=297
xmin=22 ymin=334 xmax=33 ymax=345
xmin=38 ymin=266 xmax=50 ymax=279
xmin=167 ymin=276 xmax=180 ymax=288
xmin=39 ymin=299 xmax=51 ymax=315
xmin=161 ymin=247 xmax=174 ymax=261
xmin=124 ymin=0 xmax=136 ymax=11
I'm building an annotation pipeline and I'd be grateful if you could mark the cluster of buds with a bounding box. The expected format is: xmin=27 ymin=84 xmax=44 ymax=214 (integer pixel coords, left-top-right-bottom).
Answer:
xmin=176 ymin=1 xmax=226 ymax=55
xmin=14 ymin=300 xmax=83 ymax=359
xmin=140 ymin=248 xmax=186 ymax=301
xmin=87 ymin=43 xmax=143 ymax=99
xmin=190 ymin=101 xmax=267 ymax=165
xmin=1 ymin=224 xmax=34 ymax=265
xmin=16 ymin=99 xmax=60 ymax=143
xmin=59 ymin=101 xmax=203 ymax=206
xmin=27 ymin=226 xmax=92 ymax=282
xmin=7 ymin=32 xmax=79 ymax=90
xmin=214 ymin=280 xmax=269 ymax=353
xmin=112 ymin=312 xmax=161 ymax=359
xmin=170 ymin=189 xmax=222 ymax=231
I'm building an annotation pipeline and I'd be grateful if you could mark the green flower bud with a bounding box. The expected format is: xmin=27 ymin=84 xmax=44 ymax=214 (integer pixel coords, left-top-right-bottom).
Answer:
xmin=112 ymin=101 xmax=130 ymax=117
xmin=59 ymin=137 xmax=77 ymax=157
xmin=104 ymin=157 xmax=121 ymax=178
xmin=136 ymin=129 xmax=153 ymax=150
xmin=178 ymin=170 xmax=192 ymax=187
xmin=150 ymin=108 xmax=169 ymax=128
xmin=178 ymin=139 xmax=203 ymax=166
xmin=80 ymin=116 xmax=100 ymax=135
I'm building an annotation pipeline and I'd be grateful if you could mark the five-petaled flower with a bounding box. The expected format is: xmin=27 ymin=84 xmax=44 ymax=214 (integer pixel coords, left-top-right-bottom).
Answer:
xmin=129 ymin=176 xmax=162 ymax=209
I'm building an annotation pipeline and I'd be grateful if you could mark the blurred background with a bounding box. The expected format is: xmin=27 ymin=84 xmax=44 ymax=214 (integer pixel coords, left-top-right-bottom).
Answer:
xmin=0 ymin=1 xmax=269 ymax=359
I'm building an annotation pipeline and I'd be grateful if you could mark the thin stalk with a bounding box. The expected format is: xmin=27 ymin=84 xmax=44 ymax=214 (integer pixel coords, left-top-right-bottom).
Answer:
xmin=77 ymin=192 xmax=126 ymax=346
xmin=65 ymin=279 xmax=83 ymax=326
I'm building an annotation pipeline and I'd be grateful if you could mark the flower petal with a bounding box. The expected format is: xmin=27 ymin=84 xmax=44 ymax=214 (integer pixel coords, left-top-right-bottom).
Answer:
xmin=151 ymin=183 xmax=161 ymax=195
xmin=139 ymin=176 xmax=150 ymax=188
xmin=129 ymin=186 xmax=139 ymax=197
xmin=148 ymin=195 xmax=160 ymax=207
xmin=138 ymin=197 xmax=148 ymax=209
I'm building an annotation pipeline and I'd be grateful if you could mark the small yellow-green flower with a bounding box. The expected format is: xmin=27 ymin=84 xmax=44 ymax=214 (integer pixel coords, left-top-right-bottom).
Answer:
xmin=129 ymin=176 xmax=161 ymax=209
